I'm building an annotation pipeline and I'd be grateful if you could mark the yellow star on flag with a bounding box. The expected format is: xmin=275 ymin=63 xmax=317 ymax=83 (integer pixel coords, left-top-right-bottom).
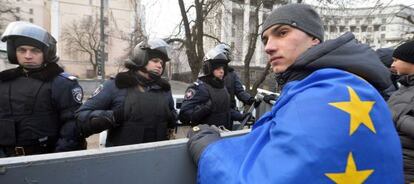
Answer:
xmin=329 ymin=86 xmax=376 ymax=135
xmin=325 ymin=152 xmax=374 ymax=184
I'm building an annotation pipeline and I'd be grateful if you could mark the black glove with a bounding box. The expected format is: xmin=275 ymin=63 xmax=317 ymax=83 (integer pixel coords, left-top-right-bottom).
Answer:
xmin=187 ymin=124 xmax=221 ymax=165
xmin=77 ymin=116 xmax=116 ymax=138
xmin=263 ymin=94 xmax=278 ymax=104
xmin=246 ymin=97 xmax=256 ymax=105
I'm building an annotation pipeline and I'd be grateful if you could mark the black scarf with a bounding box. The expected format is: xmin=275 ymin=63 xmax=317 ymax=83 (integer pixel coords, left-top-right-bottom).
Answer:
xmin=0 ymin=63 xmax=63 ymax=82
xmin=200 ymin=75 xmax=224 ymax=89
xmin=114 ymin=71 xmax=171 ymax=91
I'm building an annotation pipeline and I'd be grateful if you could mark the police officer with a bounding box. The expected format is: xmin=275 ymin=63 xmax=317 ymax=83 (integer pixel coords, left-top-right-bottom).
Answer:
xmin=75 ymin=38 xmax=177 ymax=147
xmin=0 ymin=21 xmax=85 ymax=157
xmin=179 ymin=46 xmax=247 ymax=130
xmin=217 ymin=44 xmax=256 ymax=109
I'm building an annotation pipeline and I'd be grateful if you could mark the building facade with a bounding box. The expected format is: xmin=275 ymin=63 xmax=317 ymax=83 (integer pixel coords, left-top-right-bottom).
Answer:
xmin=51 ymin=0 xmax=145 ymax=78
xmin=172 ymin=1 xmax=414 ymax=90
xmin=318 ymin=4 xmax=414 ymax=49
xmin=170 ymin=0 xmax=280 ymax=90
xmin=0 ymin=0 xmax=145 ymax=78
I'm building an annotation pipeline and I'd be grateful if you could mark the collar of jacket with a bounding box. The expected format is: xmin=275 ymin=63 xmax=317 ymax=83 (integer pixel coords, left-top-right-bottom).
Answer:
xmin=398 ymin=74 xmax=414 ymax=87
xmin=115 ymin=71 xmax=170 ymax=91
xmin=199 ymin=75 xmax=225 ymax=89
xmin=0 ymin=63 xmax=63 ymax=82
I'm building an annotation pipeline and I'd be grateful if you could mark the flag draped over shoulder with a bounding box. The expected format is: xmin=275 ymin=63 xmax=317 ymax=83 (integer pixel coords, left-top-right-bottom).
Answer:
xmin=198 ymin=68 xmax=403 ymax=184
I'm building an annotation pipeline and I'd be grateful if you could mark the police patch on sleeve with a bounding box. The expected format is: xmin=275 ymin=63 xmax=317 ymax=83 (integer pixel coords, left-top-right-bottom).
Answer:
xmin=72 ymin=87 xmax=83 ymax=103
xmin=184 ymin=88 xmax=196 ymax=100
xmin=91 ymin=84 xmax=103 ymax=98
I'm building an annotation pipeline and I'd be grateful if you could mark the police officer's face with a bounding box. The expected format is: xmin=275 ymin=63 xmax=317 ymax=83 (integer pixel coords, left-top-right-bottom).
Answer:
xmin=146 ymin=58 xmax=164 ymax=76
xmin=16 ymin=45 xmax=44 ymax=68
xmin=391 ymin=58 xmax=414 ymax=75
xmin=262 ymin=25 xmax=320 ymax=73
xmin=213 ymin=66 xmax=224 ymax=79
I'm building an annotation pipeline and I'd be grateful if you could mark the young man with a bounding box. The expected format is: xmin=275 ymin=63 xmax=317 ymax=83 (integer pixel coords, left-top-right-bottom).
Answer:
xmin=75 ymin=38 xmax=177 ymax=147
xmin=179 ymin=46 xmax=248 ymax=130
xmin=0 ymin=21 xmax=85 ymax=157
xmin=387 ymin=40 xmax=414 ymax=182
xmin=187 ymin=4 xmax=403 ymax=183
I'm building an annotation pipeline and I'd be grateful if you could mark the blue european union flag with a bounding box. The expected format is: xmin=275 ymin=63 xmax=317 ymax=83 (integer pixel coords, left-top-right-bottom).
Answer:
xmin=198 ymin=69 xmax=403 ymax=184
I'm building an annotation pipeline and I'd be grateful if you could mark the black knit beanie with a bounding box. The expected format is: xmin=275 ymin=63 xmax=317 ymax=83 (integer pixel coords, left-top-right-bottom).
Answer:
xmin=261 ymin=4 xmax=324 ymax=42
xmin=393 ymin=41 xmax=414 ymax=64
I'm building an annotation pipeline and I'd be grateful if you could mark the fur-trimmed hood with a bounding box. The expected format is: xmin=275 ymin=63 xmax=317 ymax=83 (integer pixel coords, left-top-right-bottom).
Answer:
xmin=114 ymin=71 xmax=171 ymax=91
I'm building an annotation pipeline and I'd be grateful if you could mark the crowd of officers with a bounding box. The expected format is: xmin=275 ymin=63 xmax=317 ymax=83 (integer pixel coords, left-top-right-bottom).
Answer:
xmin=2 ymin=7 xmax=414 ymax=181
xmin=0 ymin=21 xmax=258 ymax=157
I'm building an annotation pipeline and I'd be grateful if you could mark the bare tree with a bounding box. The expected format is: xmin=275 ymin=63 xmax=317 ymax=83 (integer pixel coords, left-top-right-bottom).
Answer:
xmin=173 ymin=0 xmax=221 ymax=81
xmin=61 ymin=16 xmax=101 ymax=76
xmin=110 ymin=0 xmax=147 ymax=71
xmin=0 ymin=0 xmax=18 ymax=31
xmin=123 ymin=0 xmax=147 ymax=54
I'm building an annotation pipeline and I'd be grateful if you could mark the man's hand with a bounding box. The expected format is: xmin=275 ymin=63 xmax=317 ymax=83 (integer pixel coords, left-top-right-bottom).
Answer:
xmin=187 ymin=124 xmax=221 ymax=165
xmin=263 ymin=94 xmax=278 ymax=104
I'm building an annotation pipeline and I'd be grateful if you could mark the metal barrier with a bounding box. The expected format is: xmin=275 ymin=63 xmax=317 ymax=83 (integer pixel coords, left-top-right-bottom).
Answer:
xmin=0 ymin=130 xmax=249 ymax=184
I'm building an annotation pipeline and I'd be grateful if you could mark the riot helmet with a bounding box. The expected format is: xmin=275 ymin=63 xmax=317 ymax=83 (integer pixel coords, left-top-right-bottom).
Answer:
xmin=214 ymin=43 xmax=232 ymax=61
xmin=202 ymin=46 xmax=231 ymax=76
xmin=125 ymin=38 xmax=171 ymax=72
xmin=1 ymin=21 xmax=58 ymax=64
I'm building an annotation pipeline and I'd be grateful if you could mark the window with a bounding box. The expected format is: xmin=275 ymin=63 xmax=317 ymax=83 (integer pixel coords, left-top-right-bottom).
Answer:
xmin=29 ymin=18 xmax=33 ymax=23
xmin=29 ymin=8 xmax=33 ymax=14
xmin=340 ymin=26 xmax=345 ymax=32
xmin=103 ymin=17 xmax=109 ymax=26
xmin=16 ymin=7 xmax=20 ymax=13
xmin=382 ymin=18 xmax=387 ymax=24
xmin=374 ymin=25 xmax=380 ymax=31
xmin=381 ymin=34 xmax=385 ymax=39
xmin=263 ymin=0 xmax=274 ymax=9
xmin=330 ymin=26 xmax=337 ymax=33
xmin=250 ymin=0 xmax=258 ymax=6
xmin=16 ymin=16 xmax=20 ymax=21
xmin=381 ymin=26 xmax=386 ymax=31
xmin=361 ymin=25 xmax=367 ymax=32
xmin=367 ymin=27 xmax=372 ymax=32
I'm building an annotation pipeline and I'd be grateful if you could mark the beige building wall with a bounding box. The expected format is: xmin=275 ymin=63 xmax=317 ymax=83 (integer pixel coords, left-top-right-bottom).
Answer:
xmin=0 ymin=0 xmax=50 ymax=32
xmin=55 ymin=0 xmax=143 ymax=78
xmin=1 ymin=0 xmax=143 ymax=78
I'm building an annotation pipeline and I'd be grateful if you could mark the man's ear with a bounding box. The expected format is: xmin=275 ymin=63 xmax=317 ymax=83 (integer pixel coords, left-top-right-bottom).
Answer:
xmin=311 ymin=37 xmax=321 ymax=46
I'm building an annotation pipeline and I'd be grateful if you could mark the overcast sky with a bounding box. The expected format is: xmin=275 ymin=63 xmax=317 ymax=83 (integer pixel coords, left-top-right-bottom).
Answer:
xmin=142 ymin=0 xmax=414 ymax=39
